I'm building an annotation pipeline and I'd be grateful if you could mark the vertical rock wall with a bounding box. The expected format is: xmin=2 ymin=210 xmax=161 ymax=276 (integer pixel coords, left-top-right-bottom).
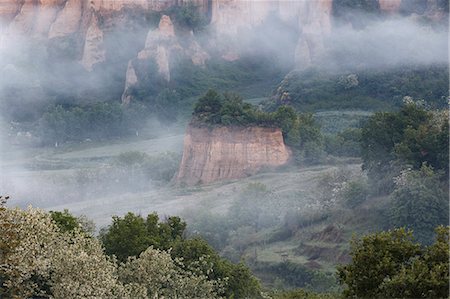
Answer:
xmin=176 ymin=125 xmax=290 ymax=185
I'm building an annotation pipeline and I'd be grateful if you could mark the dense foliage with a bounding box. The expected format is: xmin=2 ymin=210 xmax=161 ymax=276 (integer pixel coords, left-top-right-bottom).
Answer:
xmin=49 ymin=209 xmax=95 ymax=234
xmin=3 ymin=194 xmax=448 ymax=298
xmin=272 ymin=289 xmax=335 ymax=299
xmin=361 ymin=100 xmax=449 ymax=194
xmin=0 ymin=199 xmax=223 ymax=298
xmin=99 ymin=212 xmax=263 ymax=298
xmin=337 ymin=226 xmax=449 ymax=298
xmin=267 ymin=66 xmax=448 ymax=112
xmin=99 ymin=213 xmax=186 ymax=262
xmin=358 ymin=100 xmax=449 ymax=242
xmin=192 ymin=90 xmax=270 ymax=126
xmin=324 ymin=128 xmax=362 ymax=157
xmin=389 ymin=164 xmax=448 ymax=244
xmin=38 ymin=102 xmax=149 ymax=144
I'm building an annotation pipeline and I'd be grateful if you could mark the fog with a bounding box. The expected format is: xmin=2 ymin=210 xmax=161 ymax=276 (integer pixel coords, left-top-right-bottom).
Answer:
xmin=0 ymin=2 xmax=448 ymax=229
xmin=324 ymin=17 xmax=448 ymax=70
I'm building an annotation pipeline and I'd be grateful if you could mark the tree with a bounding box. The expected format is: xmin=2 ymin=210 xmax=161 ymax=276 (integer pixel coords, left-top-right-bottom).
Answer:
xmin=389 ymin=164 xmax=448 ymax=244
xmin=380 ymin=226 xmax=449 ymax=298
xmin=0 ymin=200 xmax=224 ymax=298
xmin=99 ymin=212 xmax=186 ymax=262
xmin=337 ymin=226 xmax=449 ymax=298
xmin=0 ymin=201 xmax=125 ymax=298
xmin=49 ymin=209 xmax=94 ymax=234
xmin=50 ymin=209 xmax=80 ymax=233
xmin=170 ymin=237 xmax=263 ymax=298
xmin=118 ymin=247 xmax=222 ymax=298
xmin=273 ymin=288 xmax=335 ymax=299
xmin=284 ymin=111 xmax=324 ymax=164
xmin=274 ymin=105 xmax=297 ymax=136
xmin=99 ymin=211 xmax=263 ymax=298
xmin=193 ymin=89 xmax=223 ymax=124
xmin=361 ymin=101 xmax=448 ymax=194
xmin=100 ymin=213 xmax=154 ymax=262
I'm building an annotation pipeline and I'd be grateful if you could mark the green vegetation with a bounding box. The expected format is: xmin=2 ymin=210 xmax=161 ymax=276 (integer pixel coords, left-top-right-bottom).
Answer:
xmin=339 ymin=177 xmax=369 ymax=208
xmin=361 ymin=100 xmax=448 ymax=194
xmin=389 ymin=164 xmax=448 ymax=244
xmin=192 ymin=89 xmax=274 ymax=126
xmin=192 ymin=90 xmax=325 ymax=164
xmin=114 ymin=151 xmax=180 ymax=183
xmin=38 ymin=102 xmax=149 ymax=144
xmin=280 ymin=110 xmax=325 ymax=164
xmin=272 ymin=289 xmax=335 ymax=299
xmin=267 ymin=65 xmax=448 ymax=112
xmin=3 ymin=195 xmax=448 ymax=298
xmin=49 ymin=209 xmax=95 ymax=235
xmin=357 ymin=100 xmax=449 ymax=242
xmin=99 ymin=212 xmax=263 ymax=298
xmin=0 ymin=199 xmax=222 ymax=298
xmin=168 ymin=3 xmax=208 ymax=32
xmin=99 ymin=212 xmax=186 ymax=262
xmin=324 ymin=128 xmax=362 ymax=157
xmin=337 ymin=226 xmax=449 ymax=298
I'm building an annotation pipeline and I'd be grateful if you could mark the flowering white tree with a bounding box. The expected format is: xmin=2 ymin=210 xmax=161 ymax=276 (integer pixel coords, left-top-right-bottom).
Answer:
xmin=0 ymin=197 xmax=222 ymax=298
xmin=119 ymin=247 xmax=223 ymax=298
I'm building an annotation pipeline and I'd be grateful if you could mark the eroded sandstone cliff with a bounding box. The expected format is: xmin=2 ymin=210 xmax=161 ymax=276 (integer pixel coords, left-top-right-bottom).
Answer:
xmin=2 ymin=0 xmax=443 ymax=75
xmin=176 ymin=125 xmax=290 ymax=185
xmin=121 ymin=14 xmax=209 ymax=103
xmin=0 ymin=0 xmax=333 ymax=71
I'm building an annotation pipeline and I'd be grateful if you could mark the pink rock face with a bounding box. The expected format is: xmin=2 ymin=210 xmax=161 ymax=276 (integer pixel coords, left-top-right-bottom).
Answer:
xmin=92 ymin=0 xmax=148 ymax=11
xmin=8 ymin=0 xmax=38 ymax=34
xmin=81 ymin=14 xmax=105 ymax=71
xmin=0 ymin=0 xmax=21 ymax=23
xmin=295 ymin=0 xmax=333 ymax=70
xmin=176 ymin=125 xmax=290 ymax=185
xmin=379 ymin=0 xmax=402 ymax=14
xmin=48 ymin=0 xmax=82 ymax=38
xmin=208 ymin=0 xmax=333 ymax=70
xmin=158 ymin=14 xmax=175 ymax=38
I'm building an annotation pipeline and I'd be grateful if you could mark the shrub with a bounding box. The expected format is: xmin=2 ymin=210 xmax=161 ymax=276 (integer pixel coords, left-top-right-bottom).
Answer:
xmin=340 ymin=178 xmax=369 ymax=208
xmin=114 ymin=151 xmax=180 ymax=183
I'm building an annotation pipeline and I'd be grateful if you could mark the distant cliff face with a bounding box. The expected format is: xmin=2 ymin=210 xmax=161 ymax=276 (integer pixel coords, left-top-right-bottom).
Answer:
xmin=1 ymin=0 xmax=446 ymax=70
xmin=176 ymin=125 xmax=290 ymax=185
xmin=0 ymin=0 xmax=333 ymax=71
xmin=121 ymin=14 xmax=209 ymax=103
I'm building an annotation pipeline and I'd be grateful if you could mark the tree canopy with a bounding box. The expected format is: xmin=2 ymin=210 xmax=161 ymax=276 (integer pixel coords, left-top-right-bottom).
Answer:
xmin=99 ymin=211 xmax=263 ymax=298
xmin=337 ymin=226 xmax=449 ymax=298
xmin=361 ymin=100 xmax=449 ymax=194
